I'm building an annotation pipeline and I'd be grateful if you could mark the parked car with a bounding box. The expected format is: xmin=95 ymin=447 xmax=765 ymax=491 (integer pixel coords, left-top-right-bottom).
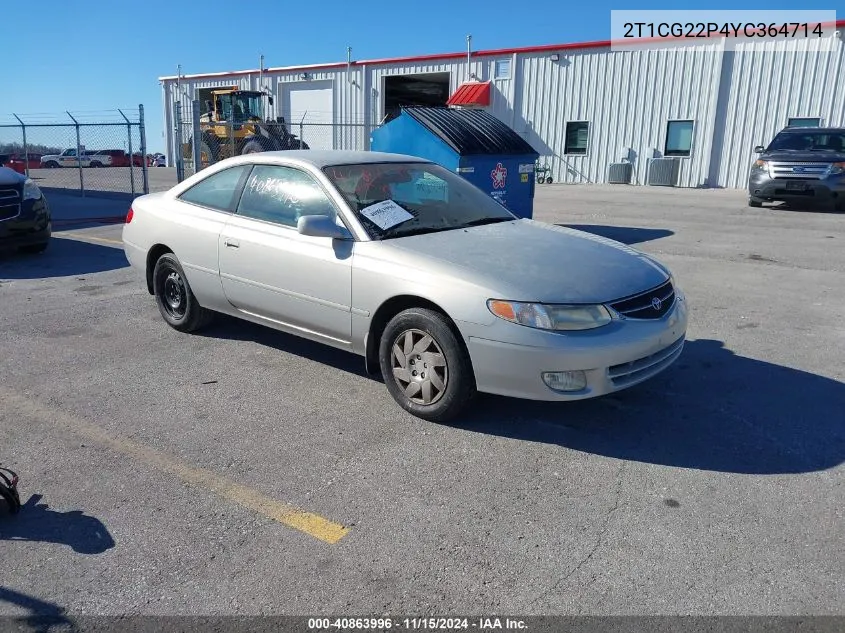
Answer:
xmin=0 ymin=166 xmax=51 ymax=254
xmin=749 ymin=127 xmax=845 ymax=211
xmin=150 ymin=154 xmax=166 ymax=167
xmin=40 ymin=148 xmax=92 ymax=168
xmin=122 ymin=150 xmax=687 ymax=421
xmin=0 ymin=153 xmax=42 ymax=175
xmin=87 ymin=149 xmax=145 ymax=168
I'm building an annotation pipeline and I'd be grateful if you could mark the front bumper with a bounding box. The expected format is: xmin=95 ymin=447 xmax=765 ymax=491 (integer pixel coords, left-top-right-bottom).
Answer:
xmin=748 ymin=172 xmax=845 ymax=205
xmin=464 ymin=290 xmax=688 ymax=401
xmin=0 ymin=196 xmax=51 ymax=251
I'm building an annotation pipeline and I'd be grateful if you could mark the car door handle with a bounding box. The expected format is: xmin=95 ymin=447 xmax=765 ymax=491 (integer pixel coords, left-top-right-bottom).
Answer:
xmin=224 ymin=239 xmax=239 ymax=249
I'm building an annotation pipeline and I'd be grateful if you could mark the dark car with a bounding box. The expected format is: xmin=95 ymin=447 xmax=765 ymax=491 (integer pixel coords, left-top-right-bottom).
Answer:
xmin=748 ymin=127 xmax=845 ymax=211
xmin=0 ymin=166 xmax=51 ymax=254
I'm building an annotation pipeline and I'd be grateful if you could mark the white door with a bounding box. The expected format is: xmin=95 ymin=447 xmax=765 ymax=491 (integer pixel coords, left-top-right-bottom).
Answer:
xmin=281 ymin=80 xmax=335 ymax=150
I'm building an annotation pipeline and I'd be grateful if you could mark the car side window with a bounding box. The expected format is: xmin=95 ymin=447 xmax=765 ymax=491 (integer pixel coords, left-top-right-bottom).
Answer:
xmin=236 ymin=165 xmax=337 ymax=228
xmin=178 ymin=165 xmax=250 ymax=212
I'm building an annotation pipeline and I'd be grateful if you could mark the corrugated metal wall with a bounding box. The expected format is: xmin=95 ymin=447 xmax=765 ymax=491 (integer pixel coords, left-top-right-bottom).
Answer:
xmin=161 ymin=29 xmax=845 ymax=188
xmin=517 ymin=43 xmax=725 ymax=187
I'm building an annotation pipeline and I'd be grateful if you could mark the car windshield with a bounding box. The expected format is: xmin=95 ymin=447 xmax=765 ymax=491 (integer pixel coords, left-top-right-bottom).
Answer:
xmin=323 ymin=162 xmax=515 ymax=239
xmin=767 ymin=131 xmax=845 ymax=153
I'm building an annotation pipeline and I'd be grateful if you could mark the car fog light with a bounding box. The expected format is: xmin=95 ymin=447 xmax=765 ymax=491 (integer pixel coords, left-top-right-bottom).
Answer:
xmin=542 ymin=370 xmax=587 ymax=392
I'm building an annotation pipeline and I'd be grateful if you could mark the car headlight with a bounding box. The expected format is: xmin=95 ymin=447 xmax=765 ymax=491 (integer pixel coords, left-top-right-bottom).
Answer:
xmin=487 ymin=300 xmax=612 ymax=331
xmin=828 ymin=162 xmax=845 ymax=176
xmin=751 ymin=159 xmax=769 ymax=173
xmin=22 ymin=178 xmax=42 ymax=201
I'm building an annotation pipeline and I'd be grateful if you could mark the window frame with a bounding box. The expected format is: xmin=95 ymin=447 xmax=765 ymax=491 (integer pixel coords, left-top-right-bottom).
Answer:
xmin=664 ymin=119 xmax=695 ymax=158
xmin=494 ymin=59 xmax=511 ymax=80
xmin=176 ymin=164 xmax=252 ymax=214
xmin=563 ymin=120 xmax=591 ymax=156
xmin=233 ymin=163 xmax=345 ymax=231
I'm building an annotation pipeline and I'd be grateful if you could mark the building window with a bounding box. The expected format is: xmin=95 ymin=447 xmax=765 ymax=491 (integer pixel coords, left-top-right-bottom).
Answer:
xmin=665 ymin=120 xmax=694 ymax=157
xmin=494 ymin=59 xmax=511 ymax=80
xmin=788 ymin=117 xmax=822 ymax=127
xmin=564 ymin=121 xmax=590 ymax=155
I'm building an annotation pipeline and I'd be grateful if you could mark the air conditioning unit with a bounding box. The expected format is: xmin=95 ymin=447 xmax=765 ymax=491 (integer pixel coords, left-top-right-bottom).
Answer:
xmin=608 ymin=162 xmax=633 ymax=184
xmin=646 ymin=157 xmax=680 ymax=186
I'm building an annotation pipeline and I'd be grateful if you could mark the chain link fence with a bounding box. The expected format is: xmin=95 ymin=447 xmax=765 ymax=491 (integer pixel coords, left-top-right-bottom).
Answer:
xmin=174 ymin=100 xmax=369 ymax=180
xmin=0 ymin=106 xmax=149 ymax=199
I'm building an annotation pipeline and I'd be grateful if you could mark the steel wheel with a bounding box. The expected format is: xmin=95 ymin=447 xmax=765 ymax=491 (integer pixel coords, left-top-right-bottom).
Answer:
xmin=162 ymin=270 xmax=187 ymax=319
xmin=390 ymin=328 xmax=448 ymax=406
xmin=152 ymin=252 xmax=213 ymax=333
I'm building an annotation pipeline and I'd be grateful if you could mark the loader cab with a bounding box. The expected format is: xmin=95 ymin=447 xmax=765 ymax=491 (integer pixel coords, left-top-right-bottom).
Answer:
xmin=209 ymin=90 xmax=271 ymax=123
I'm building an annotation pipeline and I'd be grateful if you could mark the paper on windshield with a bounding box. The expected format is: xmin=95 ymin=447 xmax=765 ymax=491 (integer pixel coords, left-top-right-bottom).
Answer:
xmin=359 ymin=199 xmax=414 ymax=230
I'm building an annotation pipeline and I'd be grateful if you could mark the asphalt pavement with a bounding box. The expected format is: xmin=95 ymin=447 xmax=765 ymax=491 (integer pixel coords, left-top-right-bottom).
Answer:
xmin=0 ymin=185 xmax=843 ymax=617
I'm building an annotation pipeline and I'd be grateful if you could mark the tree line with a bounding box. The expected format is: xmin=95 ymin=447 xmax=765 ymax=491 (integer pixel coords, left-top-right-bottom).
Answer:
xmin=0 ymin=142 xmax=63 ymax=155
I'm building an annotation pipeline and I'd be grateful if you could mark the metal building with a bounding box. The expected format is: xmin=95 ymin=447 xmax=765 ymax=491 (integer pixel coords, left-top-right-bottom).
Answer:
xmin=159 ymin=22 xmax=845 ymax=189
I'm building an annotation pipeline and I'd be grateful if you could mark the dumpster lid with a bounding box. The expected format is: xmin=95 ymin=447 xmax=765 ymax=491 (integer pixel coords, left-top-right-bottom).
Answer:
xmin=446 ymin=81 xmax=492 ymax=107
xmin=403 ymin=106 xmax=539 ymax=157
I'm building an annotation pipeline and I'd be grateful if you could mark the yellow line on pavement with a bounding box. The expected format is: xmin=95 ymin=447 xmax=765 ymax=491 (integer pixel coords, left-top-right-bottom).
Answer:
xmin=58 ymin=233 xmax=124 ymax=246
xmin=0 ymin=387 xmax=350 ymax=544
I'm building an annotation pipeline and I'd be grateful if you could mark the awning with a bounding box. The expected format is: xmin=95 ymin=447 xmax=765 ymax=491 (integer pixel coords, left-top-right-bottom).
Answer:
xmin=446 ymin=81 xmax=491 ymax=107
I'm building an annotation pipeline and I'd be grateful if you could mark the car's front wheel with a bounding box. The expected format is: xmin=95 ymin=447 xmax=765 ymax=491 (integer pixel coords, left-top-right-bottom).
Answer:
xmin=152 ymin=253 xmax=212 ymax=332
xmin=379 ymin=308 xmax=476 ymax=422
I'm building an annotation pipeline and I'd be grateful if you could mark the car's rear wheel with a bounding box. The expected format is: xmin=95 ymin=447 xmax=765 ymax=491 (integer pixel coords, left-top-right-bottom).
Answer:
xmin=152 ymin=253 xmax=212 ymax=332
xmin=379 ymin=308 xmax=475 ymax=422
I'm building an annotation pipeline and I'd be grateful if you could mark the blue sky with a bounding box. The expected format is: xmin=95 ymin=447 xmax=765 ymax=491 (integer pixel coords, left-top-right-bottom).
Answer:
xmin=0 ymin=0 xmax=839 ymax=153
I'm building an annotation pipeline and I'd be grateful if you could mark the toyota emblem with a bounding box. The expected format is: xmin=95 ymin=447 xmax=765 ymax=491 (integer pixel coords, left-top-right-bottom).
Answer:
xmin=651 ymin=297 xmax=662 ymax=311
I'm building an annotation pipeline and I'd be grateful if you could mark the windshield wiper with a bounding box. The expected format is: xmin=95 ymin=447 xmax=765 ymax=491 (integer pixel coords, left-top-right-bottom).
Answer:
xmin=386 ymin=226 xmax=451 ymax=239
xmin=459 ymin=217 xmax=513 ymax=228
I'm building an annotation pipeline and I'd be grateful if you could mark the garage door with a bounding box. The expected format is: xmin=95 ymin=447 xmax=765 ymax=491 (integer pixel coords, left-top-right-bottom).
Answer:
xmin=281 ymin=80 xmax=334 ymax=150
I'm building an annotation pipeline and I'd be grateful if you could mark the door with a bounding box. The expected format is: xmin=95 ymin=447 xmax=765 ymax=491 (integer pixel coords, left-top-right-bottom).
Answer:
xmin=218 ymin=163 xmax=353 ymax=345
xmin=281 ymin=80 xmax=334 ymax=150
xmin=60 ymin=149 xmax=78 ymax=167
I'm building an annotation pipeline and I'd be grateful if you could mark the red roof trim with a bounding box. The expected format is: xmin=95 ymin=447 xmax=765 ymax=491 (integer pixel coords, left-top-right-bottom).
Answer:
xmin=160 ymin=19 xmax=845 ymax=81
xmin=447 ymin=81 xmax=492 ymax=107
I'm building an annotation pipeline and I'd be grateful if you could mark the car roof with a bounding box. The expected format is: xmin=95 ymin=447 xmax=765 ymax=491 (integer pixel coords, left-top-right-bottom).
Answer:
xmin=224 ymin=150 xmax=433 ymax=169
xmin=781 ymin=127 xmax=845 ymax=133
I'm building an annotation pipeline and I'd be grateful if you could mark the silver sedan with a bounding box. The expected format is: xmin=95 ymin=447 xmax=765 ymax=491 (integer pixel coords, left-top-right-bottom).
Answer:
xmin=122 ymin=150 xmax=688 ymax=421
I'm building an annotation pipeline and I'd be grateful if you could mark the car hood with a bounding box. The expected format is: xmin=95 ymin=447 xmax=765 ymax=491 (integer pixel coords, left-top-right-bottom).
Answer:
xmin=761 ymin=150 xmax=845 ymax=163
xmin=0 ymin=166 xmax=25 ymax=186
xmin=382 ymin=219 xmax=670 ymax=303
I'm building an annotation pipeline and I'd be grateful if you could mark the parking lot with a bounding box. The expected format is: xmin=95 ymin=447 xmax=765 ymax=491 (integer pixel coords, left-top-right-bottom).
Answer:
xmin=1 ymin=183 xmax=843 ymax=617
xmin=26 ymin=166 xmax=178 ymax=198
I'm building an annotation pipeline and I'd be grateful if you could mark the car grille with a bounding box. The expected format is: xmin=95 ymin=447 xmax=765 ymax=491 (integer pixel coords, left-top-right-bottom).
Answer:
xmin=768 ymin=161 xmax=831 ymax=180
xmin=608 ymin=335 xmax=685 ymax=389
xmin=0 ymin=187 xmax=21 ymax=221
xmin=608 ymin=279 xmax=675 ymax=320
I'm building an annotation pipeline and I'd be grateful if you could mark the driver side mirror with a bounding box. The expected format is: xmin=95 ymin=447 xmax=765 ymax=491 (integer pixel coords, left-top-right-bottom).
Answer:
xmin=297 ymin=215 xmax=351 ymax=240
xmin=754 ymin=145 xmax=764 ymax=153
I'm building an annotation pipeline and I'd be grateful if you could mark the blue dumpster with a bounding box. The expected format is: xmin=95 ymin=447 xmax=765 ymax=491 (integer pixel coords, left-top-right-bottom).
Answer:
xmin=370 ymin=106 xmax=540 ymax=219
